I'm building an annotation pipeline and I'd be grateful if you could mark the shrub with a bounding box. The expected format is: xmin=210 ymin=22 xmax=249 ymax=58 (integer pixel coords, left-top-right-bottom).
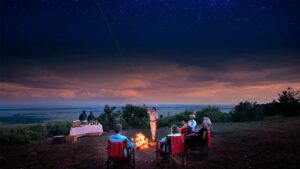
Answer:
xmin=28 ymin=124 xmax=47 ymax=141
xmin=104 ymin=105 xmax=117 ymax=130
xmin=259 ymin=101 xmax=280 ymax=116
xmin=278 ymin=87 xmax=300 ymax=117
xmin=8 ymin=128 xmax=31 ymax=144
xmin=0 ymin=129 xmax=9 ymax=145
xmin=46 ymin=122 xmax=72 ymax=137
xmin=122 ymin=104 xmax=149 ymax=128
xmin=231 ymin=101 xmax=264 ymax=122
xmin=158 ymin=110 xmax=193 ymax=128
xmin=195 ymin=106 xmax=231 ymax=123
xmin=0 ymin=122 xmax=73 ymax=145
xmin=97 ymin=113 xmax=109 ymax=131
xmin=97 ymin=105 xmax=121 ymax=131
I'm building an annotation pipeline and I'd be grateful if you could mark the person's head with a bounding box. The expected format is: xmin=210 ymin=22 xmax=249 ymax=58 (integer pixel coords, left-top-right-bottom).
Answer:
xmin=202 ymin=117 xmax=212 ymax=129
xmin=189 ymin=114 xmax=195 ymax=120
xmin=170 ymin=125 xmax=179 ymax=134
xmin=151 ymin=107 xmax=156 ymax=112
xmin=82 ymin=110 xmax=86 ymax=114
xmin=90 ymin=111 xmax=93 ymax=115
xmin=182 ymin=121 xmax=186 ymax=125
xmin=114 ymin=124 xmax=122 ymax=133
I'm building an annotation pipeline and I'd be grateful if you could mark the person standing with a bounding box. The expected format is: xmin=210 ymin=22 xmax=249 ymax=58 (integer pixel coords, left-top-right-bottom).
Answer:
xmin=144 ymin=104 xmax=159 ymax=141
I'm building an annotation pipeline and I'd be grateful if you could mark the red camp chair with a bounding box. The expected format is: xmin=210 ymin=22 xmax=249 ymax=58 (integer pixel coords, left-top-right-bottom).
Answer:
xmin=206 ymin=130 xmax=212 ymax=148
xmin=184 ymin=129 xmax=212 ymax=160
xmin=202 ymin=130 xmax=212 ymax=157
xmin=156 ymin=135 xmax=186 ymax=168
xmin=107 ymin=140 xmax=135 ymax=169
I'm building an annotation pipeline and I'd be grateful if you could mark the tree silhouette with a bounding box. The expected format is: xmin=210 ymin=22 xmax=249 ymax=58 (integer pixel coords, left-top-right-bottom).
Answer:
xmin=278 ymin=87 xmax=300 ymax=116
xmin=104 ymin=105 xmax=116 ymax=130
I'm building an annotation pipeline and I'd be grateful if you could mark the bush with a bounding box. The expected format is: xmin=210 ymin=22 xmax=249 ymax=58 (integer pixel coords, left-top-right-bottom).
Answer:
xmin=46 ymin=122 xmax=72 ymax=137
xmin=0 ymin=122 xmax=72 ymax=145
xmin=0 ymin=128 xmax=9 ymax=145
xmin=97 ymin=113 xmax=109 ymax=131
xmin=195 ymin=106 xmax=231 ymax=123
xmin=97 ymin=105 xmax=121 ymax=131
xmin=260 ymin=101 xmax=280 ymax=116
xmin=158 ymin=110 xmax=193 ymax=128
xmin=122 ymin=104 xmax=149 ymax=128
xmin=28 ymin=124 xmax=47 ymax=141
xmin=278 ymin=87 xmax=300 ymax=117
xmin=104 ymin=105 xmax=117 ymax=130
xmin=8 ymin=128 xmax=31 ymax=144
xmin=231 ymin=101 xmax=264 ymax=122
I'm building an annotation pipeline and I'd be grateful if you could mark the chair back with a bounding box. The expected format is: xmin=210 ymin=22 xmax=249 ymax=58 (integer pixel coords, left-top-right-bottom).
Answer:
xmin=168 ymin=135 xmax=184 ymax=155
xmin=107 ymin=140 xmax=126 ymax=159
xmin=206 ymin=131 xmax=212 ymax=148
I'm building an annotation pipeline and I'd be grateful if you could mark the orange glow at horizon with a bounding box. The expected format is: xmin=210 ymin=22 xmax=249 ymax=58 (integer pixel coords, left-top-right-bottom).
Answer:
xmin=1 ymin=63 xmax=299 ymax=105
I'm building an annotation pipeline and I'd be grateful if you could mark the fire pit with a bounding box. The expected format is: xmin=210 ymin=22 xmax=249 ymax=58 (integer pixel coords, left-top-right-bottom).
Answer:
xmin=132 ymin=132 xmax=151 ymax=150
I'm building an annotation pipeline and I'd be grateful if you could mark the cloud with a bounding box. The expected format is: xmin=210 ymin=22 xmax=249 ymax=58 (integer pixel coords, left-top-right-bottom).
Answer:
xmin=1 ymin=57 xmax=300 ymax=104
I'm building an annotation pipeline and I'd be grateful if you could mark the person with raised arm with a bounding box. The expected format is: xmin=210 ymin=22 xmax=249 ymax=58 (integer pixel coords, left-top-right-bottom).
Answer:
xmin=144 ymin=104 xmax=159 ymax=141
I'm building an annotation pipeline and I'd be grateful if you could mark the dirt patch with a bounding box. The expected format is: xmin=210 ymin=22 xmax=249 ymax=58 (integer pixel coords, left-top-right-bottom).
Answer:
xmin=1 ymin=119 xmax=299 ymax=169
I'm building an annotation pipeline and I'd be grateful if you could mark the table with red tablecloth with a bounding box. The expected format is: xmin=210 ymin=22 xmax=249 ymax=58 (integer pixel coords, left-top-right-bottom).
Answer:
xmin=69 ymin=124 xmax=103 ymax=137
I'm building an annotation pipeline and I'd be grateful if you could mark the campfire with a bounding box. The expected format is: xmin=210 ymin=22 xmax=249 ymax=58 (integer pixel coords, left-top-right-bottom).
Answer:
xmin=133 ymin=132 xmax=150 ymax=150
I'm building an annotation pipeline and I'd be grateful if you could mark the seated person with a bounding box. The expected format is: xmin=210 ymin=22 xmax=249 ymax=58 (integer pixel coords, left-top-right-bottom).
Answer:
xmin=187 ymin=114 xmax=197 ymax=133
xmin=202 ymin=117 xmax=212 ymax=131
xmin=108 ymin=124 xmax=134 ymax=157
xmin=179 ymin=121 xmax=187 ymax=134
xmin=79 ymin=110 xmax=87 ymax=121
xmin=185 ymin=120 xmax=208 ymax=148
xmin=159 ymin=125 xmax=181 ymax=151
xmin=87 ymin=111 xmax=95 ymax=122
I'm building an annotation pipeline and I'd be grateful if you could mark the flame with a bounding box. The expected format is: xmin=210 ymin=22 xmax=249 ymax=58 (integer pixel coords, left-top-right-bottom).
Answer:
xmin=134 ymin=132 xmax=149 ymax=149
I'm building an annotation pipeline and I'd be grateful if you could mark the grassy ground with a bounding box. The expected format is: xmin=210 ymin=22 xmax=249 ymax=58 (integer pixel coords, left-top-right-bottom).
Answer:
xmin=0 ymin=118 xmax=299 ymax=169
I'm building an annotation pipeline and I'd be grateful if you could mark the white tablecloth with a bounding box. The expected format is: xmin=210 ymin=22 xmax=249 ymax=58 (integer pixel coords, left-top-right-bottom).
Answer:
xmin=70 ymin=124 xmax=103 ymax=137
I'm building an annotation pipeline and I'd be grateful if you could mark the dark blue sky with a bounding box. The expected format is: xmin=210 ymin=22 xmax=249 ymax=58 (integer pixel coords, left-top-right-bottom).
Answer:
xmin=1 ymin=0 xmax=300 ymax=105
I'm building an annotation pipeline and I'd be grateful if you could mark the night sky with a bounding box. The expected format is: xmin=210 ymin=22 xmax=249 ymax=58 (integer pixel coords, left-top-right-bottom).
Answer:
xmin=1 ymin=0 xmax=300 ymax=105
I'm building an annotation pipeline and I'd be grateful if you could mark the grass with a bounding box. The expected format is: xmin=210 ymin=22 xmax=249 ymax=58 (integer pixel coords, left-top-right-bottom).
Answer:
xmin=1 ymin=117 xmax=300 ymax=169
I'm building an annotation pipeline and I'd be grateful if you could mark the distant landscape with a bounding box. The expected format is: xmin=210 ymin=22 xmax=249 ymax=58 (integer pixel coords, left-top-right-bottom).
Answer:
xmin=0 ymin=104 xmax=234 ymax=127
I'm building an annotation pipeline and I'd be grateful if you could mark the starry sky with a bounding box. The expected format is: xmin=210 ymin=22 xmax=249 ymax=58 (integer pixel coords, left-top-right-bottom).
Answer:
xmin=1 ymin=0 xmax=300 ymax=105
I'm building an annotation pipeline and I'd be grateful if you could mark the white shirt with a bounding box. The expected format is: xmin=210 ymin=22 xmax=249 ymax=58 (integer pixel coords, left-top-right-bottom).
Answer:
xmin=160 ymin=133 xmax=181 ymax=143
xmin=187 ymin=119 xmax=197 ymax=131
xmin=148 ymin=111 xmax=159 ymax=122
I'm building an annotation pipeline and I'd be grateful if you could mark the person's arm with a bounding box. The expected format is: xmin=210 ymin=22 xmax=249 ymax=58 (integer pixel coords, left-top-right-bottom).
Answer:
xmin=143 ymin=104 xmax=148 ymax=113
xmin=155 ymin=112 xmax=159 ymax=120
xmin=202 ymin=131 xmax=207 ymax=139
xmin=126 ymin=138 xmax=134 ymax=148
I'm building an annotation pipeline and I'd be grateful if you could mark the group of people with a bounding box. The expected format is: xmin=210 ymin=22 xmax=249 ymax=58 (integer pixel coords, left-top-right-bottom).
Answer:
xmin=179 ymin=114 xmax=212 ymax=134
xmin=143 ymin=104 xmax=212 ymax=141
xmin=79 ymin=110 xmax=95 ymax=122
xmin=108 ymin=104 xmax=213 ymax=156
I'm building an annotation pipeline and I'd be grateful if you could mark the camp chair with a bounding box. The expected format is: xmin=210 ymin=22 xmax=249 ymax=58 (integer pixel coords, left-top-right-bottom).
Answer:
xmin=185 ymin=130 xmax=212 ymax=160
xmin=156 ymin=135 xmax=186 ymax=168
xmin=107 ymin=140 xmax=135 ymax=169
xmin=203 ymin=130 xmax=212 ymax=157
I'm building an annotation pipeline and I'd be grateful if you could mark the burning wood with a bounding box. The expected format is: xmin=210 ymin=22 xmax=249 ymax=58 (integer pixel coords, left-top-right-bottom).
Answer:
xmin=133 ymin=132 xmax=150 ymax=150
